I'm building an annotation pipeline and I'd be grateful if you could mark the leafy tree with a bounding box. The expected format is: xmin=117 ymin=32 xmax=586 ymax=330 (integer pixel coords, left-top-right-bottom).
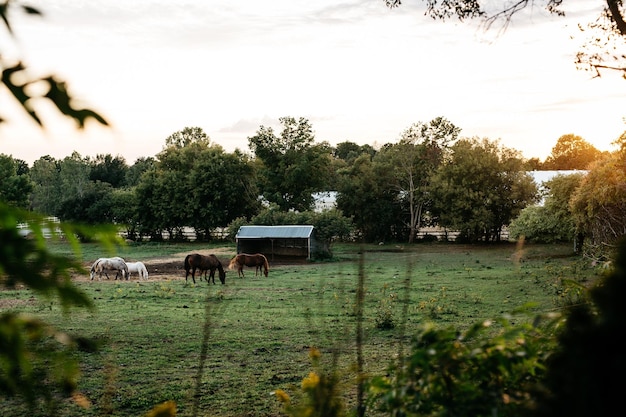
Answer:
xmin=543 ymin=134 xmax=603 ymax=170
xmin=509 ymin=173 xmax=585 ymax=243
xmin=430 ymin=137 xmax=538 ymax=242
xmin=377 ymin=117 xmax=460 ymax=243
xmin=125 ymin=156 xmax=156 ymax=187
xmin=335 ymin=153 xmax=402 ymax=242
xmin=248 ymin=116 xmax=333 ymax=212
xmin=89 ymin=153 xmax=129 ymax=188
xmin=57 ymin=152 xmax=93 ymax=203
xmin=164 ymin=126 xmax=210 ymax=148
xmin=0 ymin=154 xmax=33 ymax=209
xmin=383 ymin=0 xmax=626 ymax=77
xmin=134 ymin=169 xmax=167 ymax=240
xmin=333 ymin=141 xmax=377 ymax=164
xmin=57 ymin=181 xmax=114 ymax=224
xmin=28 ymin=155 xmax=61 ymax=215
xmin=570 ymin=151 xmax=626 ymax=260
xmin=110 ymin=188 xmax=139 ymax=239
xmin=135 ymin=128 xmax=259 ymax=241
xmin=187 ymin=148 xmax=260 ymax=240
xmin=524 ymin=157 xmax=544 ymax=171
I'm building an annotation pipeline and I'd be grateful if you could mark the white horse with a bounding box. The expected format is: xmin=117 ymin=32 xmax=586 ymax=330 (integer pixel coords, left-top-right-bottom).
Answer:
xmin=90 ymin=257 xmax=128 ymax=281
xmin=126 ymin=261 xmax=149 ymax=280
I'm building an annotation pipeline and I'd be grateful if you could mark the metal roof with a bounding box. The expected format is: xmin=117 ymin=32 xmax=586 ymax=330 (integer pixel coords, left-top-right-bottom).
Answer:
xmin=236 ymin=225 xmax=314 ymax=239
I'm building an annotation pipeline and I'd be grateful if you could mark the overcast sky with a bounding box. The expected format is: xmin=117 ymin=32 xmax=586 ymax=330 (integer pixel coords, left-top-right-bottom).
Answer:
xmin=2 ymin=0 xmax=625 ymax=165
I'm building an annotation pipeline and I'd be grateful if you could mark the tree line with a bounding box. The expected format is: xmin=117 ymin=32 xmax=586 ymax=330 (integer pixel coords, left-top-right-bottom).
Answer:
xmin=2 ymin=117 xmax=623 ymax=257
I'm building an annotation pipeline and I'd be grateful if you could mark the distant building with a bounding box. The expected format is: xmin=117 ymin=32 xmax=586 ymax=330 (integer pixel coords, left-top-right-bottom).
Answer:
xmin=235 ymin=225 xmax=322 ymax=260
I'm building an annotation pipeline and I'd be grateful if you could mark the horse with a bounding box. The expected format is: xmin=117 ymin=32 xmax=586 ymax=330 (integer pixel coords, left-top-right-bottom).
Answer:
xmin=126 ymin=261 xmax=149 ymax=280
xmin=183 ymin=253 xmax=226 ymax=284
xmin=90 ymin=257 xmax=129 ymax=281
xmin=228 ymin=253 xmax=269 ymax=278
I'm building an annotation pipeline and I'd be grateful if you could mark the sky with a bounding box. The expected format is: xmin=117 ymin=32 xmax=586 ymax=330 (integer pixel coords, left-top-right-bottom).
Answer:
xmin=1 ymin=0 xmax=625 ymax=165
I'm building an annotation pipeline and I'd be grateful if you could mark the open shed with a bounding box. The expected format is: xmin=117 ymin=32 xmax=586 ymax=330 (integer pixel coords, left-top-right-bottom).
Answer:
xmin=235 ymin=225 xmax=320 ymax=260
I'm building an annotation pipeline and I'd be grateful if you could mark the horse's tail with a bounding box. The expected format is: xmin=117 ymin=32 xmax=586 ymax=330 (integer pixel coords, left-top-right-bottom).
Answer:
xmin=184 ymin=254 xmax=191 ymax=271
xmin=228 ymin=256 xmax=238 ymax=270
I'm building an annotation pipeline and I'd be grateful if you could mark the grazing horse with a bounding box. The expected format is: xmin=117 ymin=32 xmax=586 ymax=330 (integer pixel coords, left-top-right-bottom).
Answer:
xmin=126 ymin=261 xmax=149 ymax=280
xmin=184 ymin=253 xmax=226 ymax=284
xmin=228 ymin=253 xmax=269 ymax=278
xmin=90 ymin=257 xmax=129 ymax=281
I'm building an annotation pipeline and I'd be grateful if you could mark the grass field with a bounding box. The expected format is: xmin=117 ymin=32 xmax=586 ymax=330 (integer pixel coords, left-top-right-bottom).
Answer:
xmin=0 ymin=241 xmax=600 ymax=417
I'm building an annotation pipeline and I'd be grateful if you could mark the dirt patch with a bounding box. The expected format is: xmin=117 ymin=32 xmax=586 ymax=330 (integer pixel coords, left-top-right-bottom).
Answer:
xmin=0 ymin=297 xmax=37 ymax=309
xmin=75 ymin=249 xmax=305 ymax=283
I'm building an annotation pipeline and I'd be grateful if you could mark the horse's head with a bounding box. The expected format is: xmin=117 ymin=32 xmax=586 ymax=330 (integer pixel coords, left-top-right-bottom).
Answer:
xmin=218 ymin=268 xmax=226 ymax=284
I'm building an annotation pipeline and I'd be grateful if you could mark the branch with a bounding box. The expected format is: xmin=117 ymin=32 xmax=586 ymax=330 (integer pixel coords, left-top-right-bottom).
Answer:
xmin=607 ymin=0 xmax=626 ymax=35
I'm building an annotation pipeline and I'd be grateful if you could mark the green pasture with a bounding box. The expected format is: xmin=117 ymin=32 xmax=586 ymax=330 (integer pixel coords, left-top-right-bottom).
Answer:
xmin=0 ymin=242 xmax=599 ymax=417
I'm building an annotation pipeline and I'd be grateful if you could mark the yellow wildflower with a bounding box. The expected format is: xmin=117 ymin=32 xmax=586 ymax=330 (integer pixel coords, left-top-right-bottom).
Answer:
xmin=309 ymin=347 xmax=321 ymax=360
xmin=301 ymin=371 xmax=320 ymax=390
xmin=273 ymin=389 xmax=290 ymax=403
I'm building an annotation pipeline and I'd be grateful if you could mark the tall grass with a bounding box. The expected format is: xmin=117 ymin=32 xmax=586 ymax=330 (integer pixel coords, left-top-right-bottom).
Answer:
xmin=0 ymin=242 xmax=598 ymax=416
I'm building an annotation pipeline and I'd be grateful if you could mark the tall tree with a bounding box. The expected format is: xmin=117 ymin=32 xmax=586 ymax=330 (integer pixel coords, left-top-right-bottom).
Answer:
xmin=89 ymin=154 xmax=129 ymax=188
xmin=378 ymin=117 xmax=460 ymax=243
xmin=29 ymin=155 xmax=61 ymax=215
xmin=135 ymin=128 xmax=259 ymax=241
xmin=248 ymin=117 xmax=333 ymax=212
xmin=430 ymin=137 xmax=538 ymax=242
xmin=570 ymin=151 xmax=626 ymax=260
xmin=543 ymin=134 xmax=603 ymax=170
xmin=0 ymin=154 xmax=32 ymax=209
xmin=336 ymin=153 xmax=402 ymax=242
xmin=383 ymin=0 xmax=626 ymax=77
xmin=125 ymin=157 xmax=156 ymax=187
xmin=509 ymin=172 xmax=585 ymax=243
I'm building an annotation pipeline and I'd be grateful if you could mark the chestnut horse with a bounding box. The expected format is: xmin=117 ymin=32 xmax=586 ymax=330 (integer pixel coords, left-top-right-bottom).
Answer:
xmin=184 ymin=253 xmax=226 ymax=284
xmin=228 ymin=253 xmax=269 ymax=278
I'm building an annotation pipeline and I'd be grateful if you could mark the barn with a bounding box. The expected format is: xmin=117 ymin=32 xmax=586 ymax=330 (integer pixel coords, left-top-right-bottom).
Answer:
xmin=235 ymin=225 xmax=321 ymax=260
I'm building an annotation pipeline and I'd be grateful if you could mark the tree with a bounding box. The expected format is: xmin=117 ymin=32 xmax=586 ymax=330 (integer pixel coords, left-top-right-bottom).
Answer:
xmin=333 ymin=141 xmax=377 ymax=164
xmin=569 ymin=151 xmax=626 ymax=260
xmin=125 ymin=156 xmax=156 ymax=187
xmin=135 ymin=128 xmax=259 ymax=241
xmin=89 ymin=154 xmax=129 ymax=188
xmin=377 ymin=117 xmax=460 ymax=243
xmin=57 ymin=181 xmax=114 ymax=224
xmin=383 ymin=0 xmax=626 ymax=77
xmin=543 ymin=134 xmax=603 ymax=170
xmin=336 ymin=153 xmax=403 ymax=242
xmin=0 ymin=154 xmax=33 ymax=209
xmin=29 ymin=156 xmax=61 ymax=215
xmin=430 ymin=137 xmax=538 ymax=242
xmin=248 ymin=116 xmax=333 ymax=212
xmin=509 ymin=173 xmax=585 ymax=243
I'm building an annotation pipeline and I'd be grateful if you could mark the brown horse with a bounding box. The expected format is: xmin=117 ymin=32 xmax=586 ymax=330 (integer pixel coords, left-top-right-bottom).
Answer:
xmin=228 ymin=253 xmax=269 ymax=278
xmin=184 ymin=253 xmax=226 ymax=284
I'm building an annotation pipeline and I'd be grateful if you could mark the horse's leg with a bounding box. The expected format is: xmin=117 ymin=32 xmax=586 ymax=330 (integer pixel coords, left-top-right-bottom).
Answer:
xmin=191 ymin=267 xmax=197 ymax=284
